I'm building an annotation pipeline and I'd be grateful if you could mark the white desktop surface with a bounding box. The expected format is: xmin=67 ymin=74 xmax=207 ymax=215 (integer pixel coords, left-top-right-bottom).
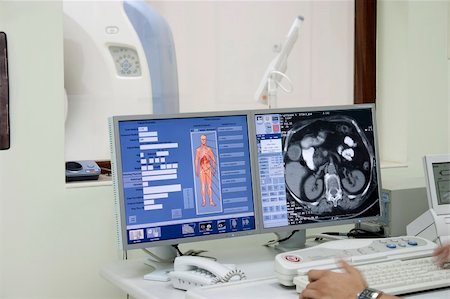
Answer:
xmin=100 ymin=239 xmax=450 ymax=299
xmin=185 ymin=276 xmax=450 ymax=299
xmin=101 ymin=245 xmax=277 ymax=299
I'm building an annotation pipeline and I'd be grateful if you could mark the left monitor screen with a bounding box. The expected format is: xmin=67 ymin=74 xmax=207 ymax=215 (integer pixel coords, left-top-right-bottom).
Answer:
xmin=114 ymin=113 xmax=256 ymax=247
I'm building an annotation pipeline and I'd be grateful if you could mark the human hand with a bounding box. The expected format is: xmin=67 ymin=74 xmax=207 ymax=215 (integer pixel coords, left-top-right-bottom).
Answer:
xmin=300 ymin=259 xmax=368 ymax=299
xmin=433 ymin=243 xmax=450 ymax=267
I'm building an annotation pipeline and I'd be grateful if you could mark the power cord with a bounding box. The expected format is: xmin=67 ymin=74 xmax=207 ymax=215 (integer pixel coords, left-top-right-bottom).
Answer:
xmin=264 ymin=230 xmax=300 ymax=246
xmin=307 ymin=232 xmax=347 ymax=242
xmin=172 ymin=244 xmax=217 ymax=260
xmin=141 ymin=247 xmax=176 ymax=264
xmin=269 ymin=70 xmax=293 ymax=94
xmin=347 ymin=227 xmax=385 ymax=238
xmin=311 ymin=227 xmax=385 ymax=241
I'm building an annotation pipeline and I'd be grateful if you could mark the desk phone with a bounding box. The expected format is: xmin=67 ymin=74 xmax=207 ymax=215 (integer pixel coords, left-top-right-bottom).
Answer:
xmin=169 ymin=256 xmax=246 ymax=291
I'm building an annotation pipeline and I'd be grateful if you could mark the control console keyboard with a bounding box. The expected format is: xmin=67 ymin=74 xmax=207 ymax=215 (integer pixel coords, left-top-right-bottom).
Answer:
xmin=293 ymin=255 xmax=450 ymax=295
xmin=275 ymin=236 xmax=440 ymax=293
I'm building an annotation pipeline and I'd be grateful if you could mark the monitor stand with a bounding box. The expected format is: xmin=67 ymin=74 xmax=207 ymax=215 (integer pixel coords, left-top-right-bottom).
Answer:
xmin=274 ymin=230 xmax=306 ymax=251
xmin=142 ymin=245 xmax=178 ymax=281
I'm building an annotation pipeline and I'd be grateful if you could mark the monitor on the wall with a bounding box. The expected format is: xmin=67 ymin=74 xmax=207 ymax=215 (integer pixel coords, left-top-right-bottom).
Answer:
xmin=109 ymin=111 xmax=258 ymax=255
xmin=251 ymin=104 xmax=382 ymax=246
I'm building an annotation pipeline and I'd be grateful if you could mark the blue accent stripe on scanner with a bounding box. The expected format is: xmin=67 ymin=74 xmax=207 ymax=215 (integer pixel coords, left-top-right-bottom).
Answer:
xmin=124 ymin=0 xmax=179 ymax=114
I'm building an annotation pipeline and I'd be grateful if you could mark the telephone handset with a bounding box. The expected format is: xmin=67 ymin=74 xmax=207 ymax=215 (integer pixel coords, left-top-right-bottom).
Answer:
xmin=168 ymin=256 xmax=246 ymax=291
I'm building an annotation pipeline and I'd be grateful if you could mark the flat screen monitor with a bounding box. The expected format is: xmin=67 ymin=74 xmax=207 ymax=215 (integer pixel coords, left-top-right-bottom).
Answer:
xmin=110 ymin=111 xmax=258 ymax=251
xmin=252 ymin=104 xmax=382 ymax=232
xmin=423 ymin=154 xmax=450 ymax=216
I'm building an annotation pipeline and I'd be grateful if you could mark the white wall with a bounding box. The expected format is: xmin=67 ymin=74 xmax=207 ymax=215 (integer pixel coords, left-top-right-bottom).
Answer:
xmin=150 ymin=1 xmax=354 ymax=112
xmin=377 ymin=0 xmax=450 ymax=182
xmin=0 ymin=2 xmax=123 ymax=299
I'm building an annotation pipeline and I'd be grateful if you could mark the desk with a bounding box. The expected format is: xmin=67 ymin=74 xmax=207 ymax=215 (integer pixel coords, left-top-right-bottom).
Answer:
xmin=100 ymin=242 xmax=450 ymax=299
xmin=101 ymin=245 xmax=278 ymax=299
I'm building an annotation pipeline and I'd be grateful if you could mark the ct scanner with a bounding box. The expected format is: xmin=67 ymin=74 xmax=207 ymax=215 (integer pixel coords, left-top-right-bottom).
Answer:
xmin=64 ymin=0 xmax=179 ymax=161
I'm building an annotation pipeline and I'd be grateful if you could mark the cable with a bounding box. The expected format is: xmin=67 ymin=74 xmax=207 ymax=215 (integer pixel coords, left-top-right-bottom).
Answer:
xmin=308 ymin=228 xmax=385 ymax=241
xmin=347 ymin=227 xmax=385 ymax=239
xmin=267 ymin=70 xmax=294 ymax=108
xmin=212 ymin=269 xmax=247 ymax=284
xmin=269 ymin=70 xmax=293 ymax=93
xmin=99 ymin=167 xmax=112 ymax=175
xmin=173 ymin=244 xmax=183 ymax=256
xmin=173 ymin=245 xmax=218 ymax=261
xmin=142 ymin=245 xmax=183 ymax=264
xmin=263 ymin=230 xmax=299 ymax=246
xmin=307 ymin=233 xmax=347 ymax=242
xmin=263 ymin=226 xmax=385 ymax=247
xmin=141 ymin=247 xmax=177 ymax=264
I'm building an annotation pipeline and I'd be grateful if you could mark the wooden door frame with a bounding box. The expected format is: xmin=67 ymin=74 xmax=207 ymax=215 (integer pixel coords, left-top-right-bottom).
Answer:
xmin=354 ymin=0 xmax=377 ymax=104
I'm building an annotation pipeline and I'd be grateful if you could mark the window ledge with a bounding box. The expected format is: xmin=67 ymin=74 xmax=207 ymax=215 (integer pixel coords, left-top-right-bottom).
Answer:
xmin=65 ymin=174 xmax=112 ymax=188
xmin=380 ymin=160 xmax=408 ymax=169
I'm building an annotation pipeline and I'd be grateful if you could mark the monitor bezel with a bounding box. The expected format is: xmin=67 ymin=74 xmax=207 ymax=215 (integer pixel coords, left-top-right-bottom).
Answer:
xmin=110 ymin=110 xmax=261 ymax=251
xmin=249 ymin=103 xmax=383 ymax=234
xmin=423 ymin=154 xmax=450 ymax=216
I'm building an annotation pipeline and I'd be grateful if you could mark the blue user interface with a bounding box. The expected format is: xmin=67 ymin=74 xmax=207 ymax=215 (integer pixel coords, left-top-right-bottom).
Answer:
xmin=117 ymin=114 xmax=256 ymax=244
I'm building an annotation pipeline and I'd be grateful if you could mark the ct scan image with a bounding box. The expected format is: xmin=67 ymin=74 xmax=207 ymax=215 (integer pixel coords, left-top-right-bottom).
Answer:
xmin=283 ymin=112 xmax=379 ymax=222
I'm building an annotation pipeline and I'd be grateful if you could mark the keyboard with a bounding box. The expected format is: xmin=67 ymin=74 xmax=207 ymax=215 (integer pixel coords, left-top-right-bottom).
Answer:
xmin=274 ymin=236 xmax=450 ymax=295
xmin=293 ymin=255 xmax=450 ymax=295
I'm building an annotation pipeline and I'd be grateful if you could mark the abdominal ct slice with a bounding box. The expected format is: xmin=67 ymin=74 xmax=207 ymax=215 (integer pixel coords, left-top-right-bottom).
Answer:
xmin=303 ymin=175 xmax=324 ymax=201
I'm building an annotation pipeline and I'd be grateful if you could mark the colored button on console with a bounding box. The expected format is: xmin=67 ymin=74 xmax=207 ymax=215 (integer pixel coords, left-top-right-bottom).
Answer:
xmin=407 ymin=240 xmax=418 ymax=246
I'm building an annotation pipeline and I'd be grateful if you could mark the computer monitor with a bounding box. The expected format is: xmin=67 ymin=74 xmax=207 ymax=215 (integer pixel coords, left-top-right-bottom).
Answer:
xmin=109 ymin=111 xmax=258 ymax=254
xmin=423 ymin=154 xmax=450 ymax=216
xmin=406 ymin=154 xmax=450 ymax=244
xmin=252 ymin=104 xmax=382 ymax=245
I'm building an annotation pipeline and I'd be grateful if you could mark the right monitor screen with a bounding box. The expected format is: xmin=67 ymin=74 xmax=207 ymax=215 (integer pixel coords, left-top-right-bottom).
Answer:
xmin=254 ymin=105 xmax=381 ymax=229
xmin=431 ymin=162 xmax=450 ymax=205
